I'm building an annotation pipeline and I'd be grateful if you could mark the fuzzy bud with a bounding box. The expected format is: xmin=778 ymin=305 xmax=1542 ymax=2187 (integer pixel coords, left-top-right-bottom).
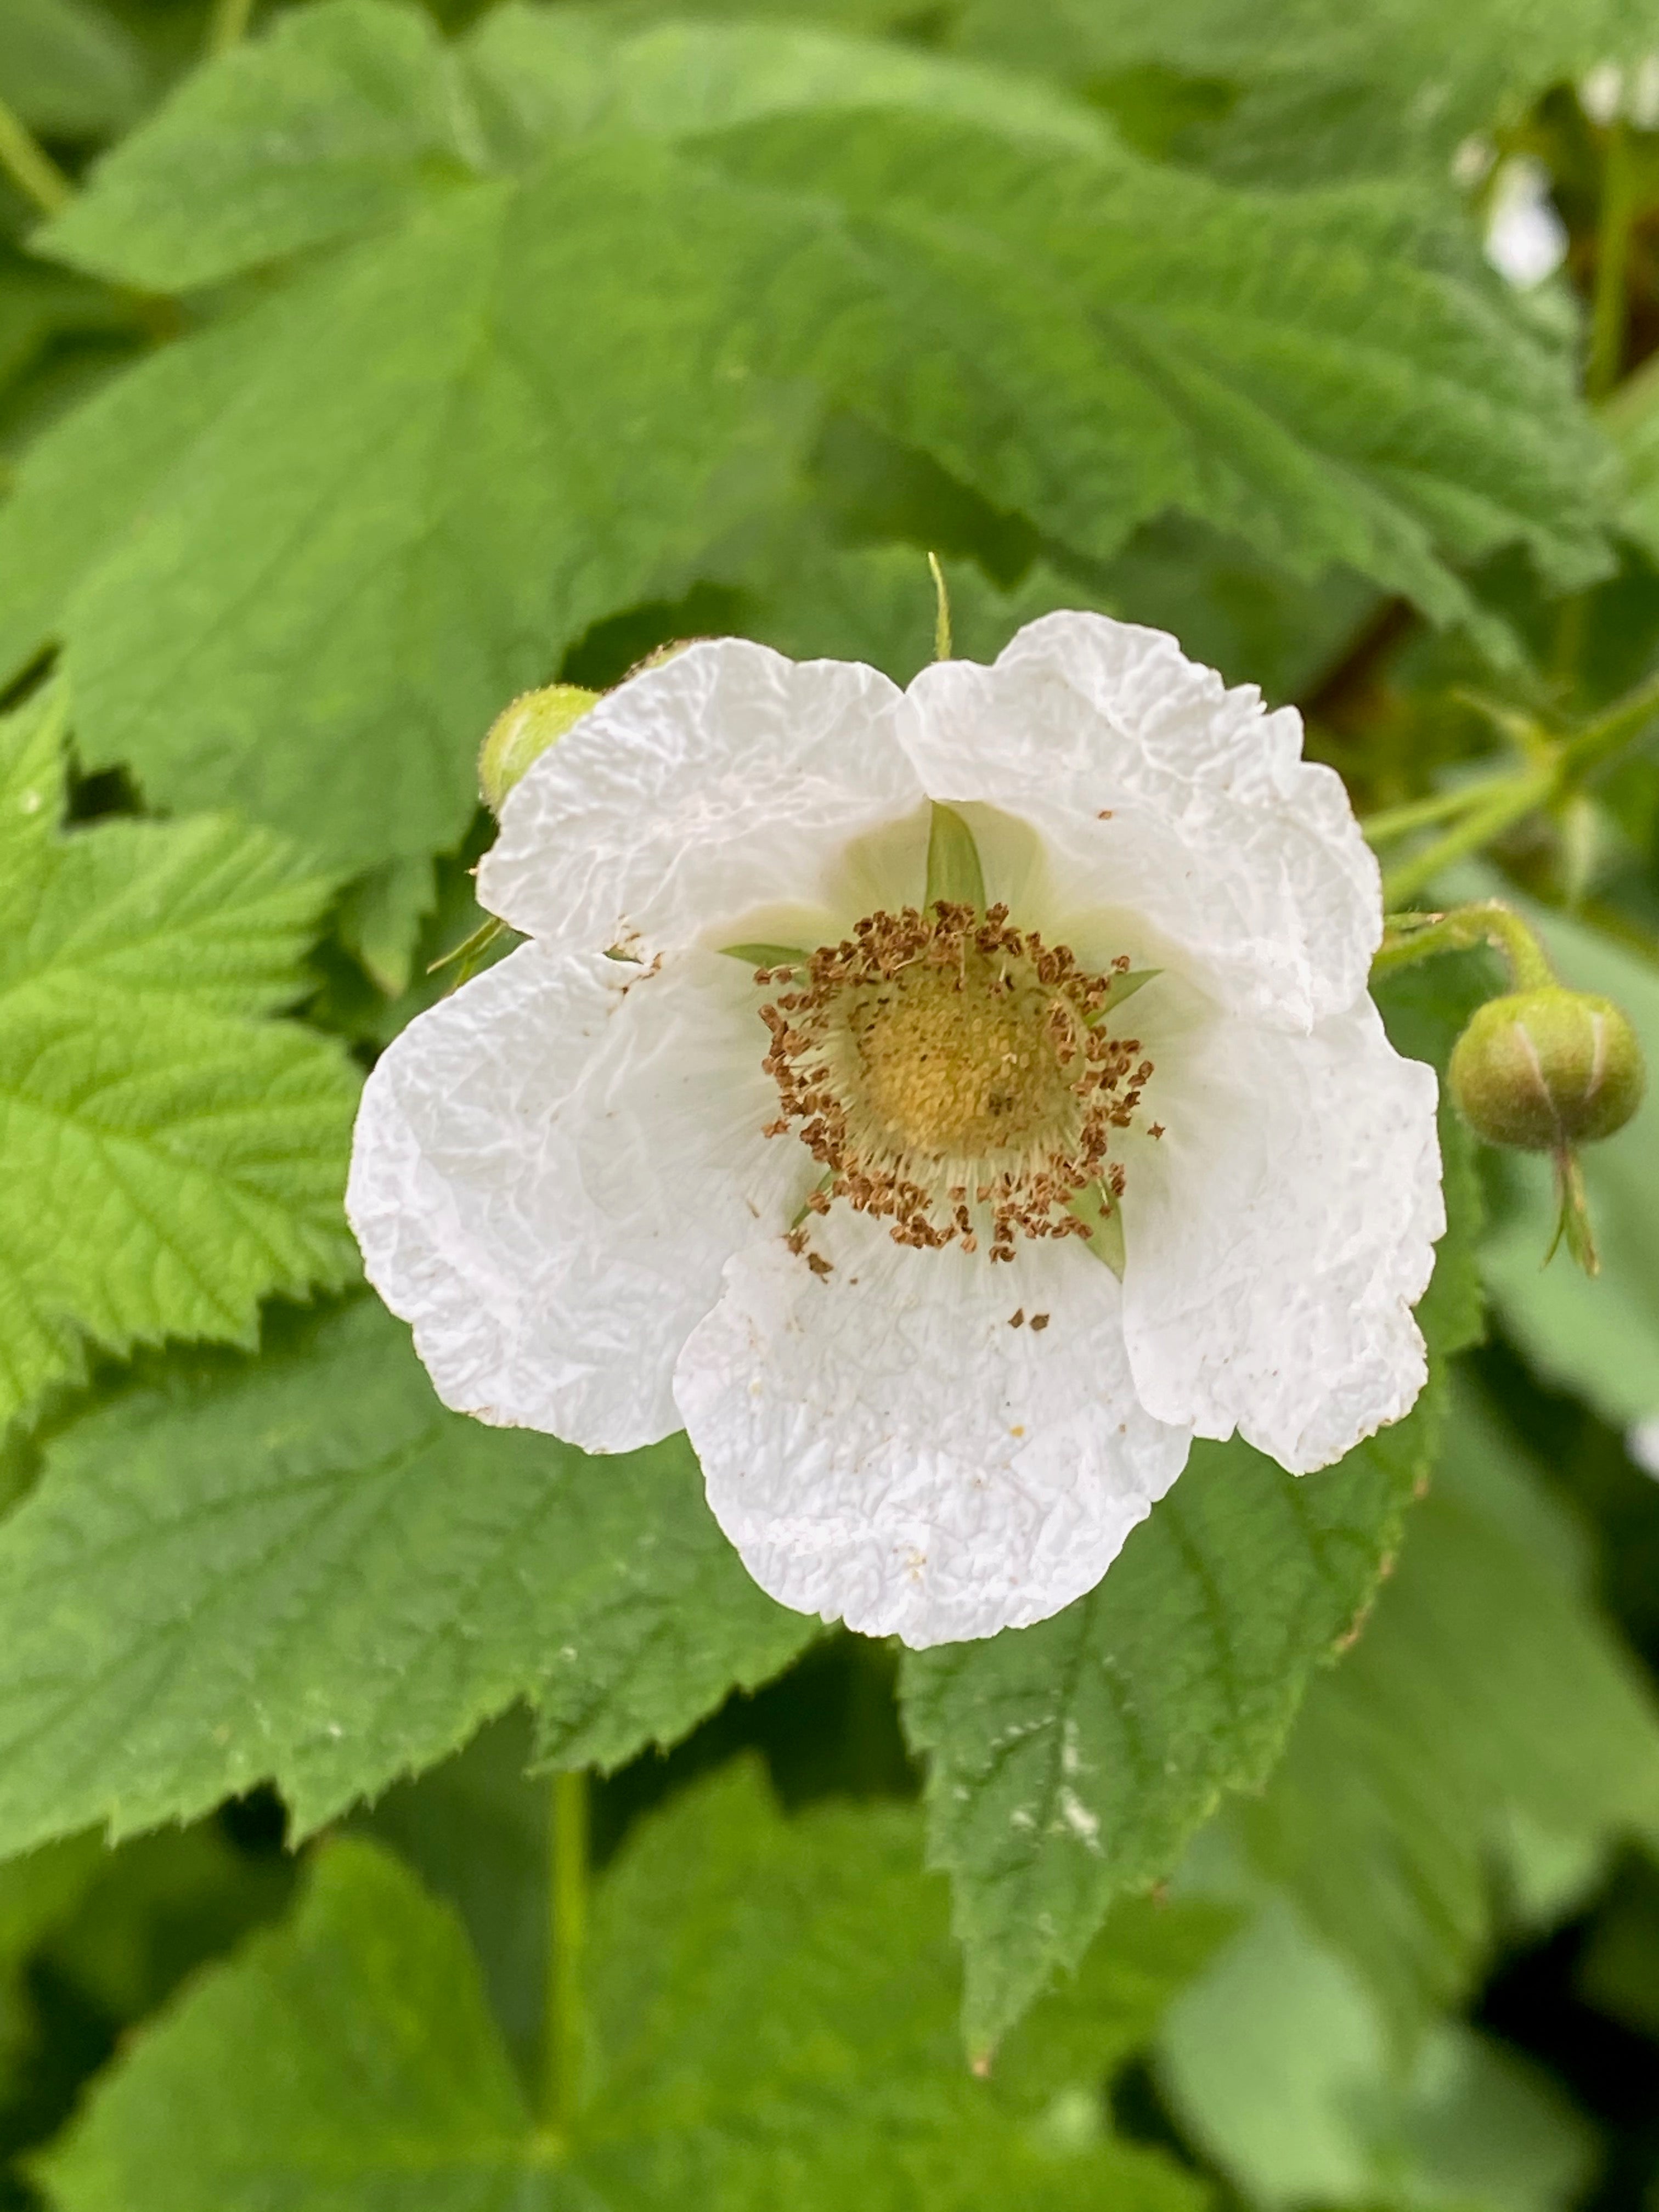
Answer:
xmin=478 ymin=684 xmax=600 ymax=814
xmin=1449 ymin=986 xmax=1645 ymax=1152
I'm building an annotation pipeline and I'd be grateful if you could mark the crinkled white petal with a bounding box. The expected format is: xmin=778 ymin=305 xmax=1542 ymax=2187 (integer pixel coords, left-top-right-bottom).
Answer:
xmin=1118 ymin=991 xmax=1443 ymax=1473
xmin=477 ymin=639 xmax=923 ymax=955
xmin=347 ymin=943 xmax=806 ymax=1452
xmin=674 ymin=1211 xmax=1193 ymax=1646
xmin=902 ymin=611 xmax=1380 ymax=1027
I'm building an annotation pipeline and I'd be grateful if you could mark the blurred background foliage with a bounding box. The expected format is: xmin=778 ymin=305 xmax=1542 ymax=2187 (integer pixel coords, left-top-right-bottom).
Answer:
xmin=5 ymin=0 xmax=1659 ymax=2208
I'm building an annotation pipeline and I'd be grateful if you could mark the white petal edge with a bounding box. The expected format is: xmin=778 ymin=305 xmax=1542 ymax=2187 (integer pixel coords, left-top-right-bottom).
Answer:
xmin=347 ymin=943 xmax=809 ymax=1451
xmin=477 ymin=639 xmax=924 ymax=955
xmin=675 ymin=1211 xmax=1193 ymax=1647
xmin=1118 ymin=992 xmax=1444 ymax=1472
xmin=901 ymin=611 xmax=1381 ymax=1027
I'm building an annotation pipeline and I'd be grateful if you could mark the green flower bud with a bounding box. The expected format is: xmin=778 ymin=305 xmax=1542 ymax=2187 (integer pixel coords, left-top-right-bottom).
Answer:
xmin=1449 ymin=985 xmax=1645 ymax=1152
xmin=478 ymin=684 xmax=600 ymax=814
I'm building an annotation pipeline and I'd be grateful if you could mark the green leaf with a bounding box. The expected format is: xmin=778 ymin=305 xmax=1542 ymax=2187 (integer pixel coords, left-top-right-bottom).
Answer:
xmin=0 ymin=685 xmax=360 ymax=1429
xmin=36 ymin=1 xmax=488 ymax=295
xmin=354 ymin=1711 xmax=551 ymax=2085
xmin=899 ymin=1064 xmax=1482 ymax=2057
xmin=0 ymin=1830 xmax=106 ymax=2094
xmin=335 ymin=852 xmax=439 ymax=997
xmin=577 ymin=1760 xmax=1220 ymax=2209
xmin=4 ymin=144 xmax=812 ymax=875
xmin=38 ymin=1822 xmax=296 ymax=2029
xmin=709 ymin=106 xmax=1609 ymax=616
xmin=0 ymin=247 xmax=140 ymax=404
xmin=1576 ymin=1848 xmax=1659 ymax=2039
xmin=1156 ymin=1891 xmax=1594 ymax=2211
xmin=36 ymin=1838 xmax=541 ymax=2212
xmin=949 ymin=0 xmax=1658 ymax=183
xmin=1231 ymin=1380 xmax=1659 ymax=2050
xmin=706 ymin=501 xmax=1096 ymax=682
xmin=39 ymin=1771 xmax=1223 ymax=2212
xmin=0 ymin=1296 xmax=813 ymax=1853
xmin=2 ymin=8 xmax=1611 ymax=876
xmin=0 ymin=0 xmax=144 ymax=141
xmin=37 ymin=4 xmax=1104 ymax=296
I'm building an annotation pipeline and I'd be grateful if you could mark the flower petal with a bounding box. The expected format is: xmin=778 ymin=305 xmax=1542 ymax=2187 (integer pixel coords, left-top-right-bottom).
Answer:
xmin=675 ymin=1213 xmax=1192 ymax=1646
xmin=477 ymin=639 xmax=923 ymax=955
xmin=347 ymin=944 xmax=806 ymax=1451
xmin=902 ymin=611 xmax=1380 ymax=1026
xmin=1118 ymin=992 xmax=1443 ymax=1473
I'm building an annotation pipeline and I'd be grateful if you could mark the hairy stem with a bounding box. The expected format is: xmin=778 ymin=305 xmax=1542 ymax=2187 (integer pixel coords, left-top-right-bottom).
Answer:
xmin=1373 ymin=901 xmax=1556 ymax=991
xmin=0 ymin=95 xmax=71 ymax=217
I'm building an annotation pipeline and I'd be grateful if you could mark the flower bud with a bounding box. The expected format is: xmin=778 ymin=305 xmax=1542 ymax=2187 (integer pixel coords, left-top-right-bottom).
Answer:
xmin=1449 ymin=985 xmax=1645 ymax=1152
xmin=478 ymin=684 xmax=600 ymax=814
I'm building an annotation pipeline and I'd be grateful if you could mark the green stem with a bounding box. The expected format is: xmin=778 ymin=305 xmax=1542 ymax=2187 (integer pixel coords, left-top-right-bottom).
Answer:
xmin=206 ymin=0 xmax=257 ymax=56
xmin=1380 ymin=766 xmax=1558 ymax=907
xmin=0 ymin=94 xmax=71 ymax=217
xmin=1365 ymin=662 xmax=1659 ymax=901
xmin=1362 ymin=775 xmax=1514 ymax=847
xmin=1373 ymin=900 xmax=1556 ymax=991
xmin=544 ymin=1770 xmax=588 ymax=2135
xmin=1588 ymin=116 xmax=1637 ymax=402
xmin=1558 ymin=664 xmax=1659 ymax=774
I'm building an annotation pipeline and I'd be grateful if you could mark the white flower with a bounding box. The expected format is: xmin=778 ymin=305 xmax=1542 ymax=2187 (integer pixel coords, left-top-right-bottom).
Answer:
xmin=347 ymin=613 xmax=1443 ymax=1647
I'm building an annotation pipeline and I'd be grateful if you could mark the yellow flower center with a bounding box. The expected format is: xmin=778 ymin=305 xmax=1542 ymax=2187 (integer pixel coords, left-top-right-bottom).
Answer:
xmin=755 ymin=902 xmax=1152 ymax=1261
xmin=844 ymin=946 xmax=1077 ymax=1160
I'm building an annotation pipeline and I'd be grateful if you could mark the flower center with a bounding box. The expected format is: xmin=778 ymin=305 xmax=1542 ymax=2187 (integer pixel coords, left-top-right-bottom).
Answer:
xmin=756 ymin=902 xmax=1152 ymax=1260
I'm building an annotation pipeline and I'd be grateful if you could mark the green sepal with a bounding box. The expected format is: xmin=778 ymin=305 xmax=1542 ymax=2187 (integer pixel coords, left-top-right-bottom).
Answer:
xmin=721 ymin=943 xmax=808 ymax=971
xmin=925 ymin=802 xmax=985 ymax=912
xmin=1091 ymin=967 xmax=1160 ymax=1018
xmin=1069 ymin=1181 xmax=1126 ymax=1275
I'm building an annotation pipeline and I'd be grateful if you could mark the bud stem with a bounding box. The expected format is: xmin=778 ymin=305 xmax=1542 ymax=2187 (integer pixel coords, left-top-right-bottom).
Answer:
xmin=1373 ymin=901 xmax=1557 ymax=992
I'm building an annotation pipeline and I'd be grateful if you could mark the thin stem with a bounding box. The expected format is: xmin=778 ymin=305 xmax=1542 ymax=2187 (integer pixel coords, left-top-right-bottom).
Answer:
xmin=206 ymin=0 xmax=257 ymax=56
xmin=1380 ymin=766 xmax=1558 ymax=907
xmin=1367 ymin=663 xmax=1659 ymax=900
xmin=1559 ymin=664 xmax=1659 ymax=774
xmin=543 ymin=1770 xmax=588 ymax=2136
xmin=0 ymin=95 xmax=71 ymax=217
xmin=1588 ymin=116 xmax=1638 ymax=403
xmin=1373 ymin=900 xmax=1557 ymax=991
xmin=1362 ymin=775 xmax=1514 ymax=846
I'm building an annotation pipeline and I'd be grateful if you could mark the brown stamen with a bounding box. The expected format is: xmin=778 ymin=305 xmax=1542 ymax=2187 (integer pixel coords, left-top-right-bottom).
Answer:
xmin=755 ymin=900 xmax=1153 ymax=1256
